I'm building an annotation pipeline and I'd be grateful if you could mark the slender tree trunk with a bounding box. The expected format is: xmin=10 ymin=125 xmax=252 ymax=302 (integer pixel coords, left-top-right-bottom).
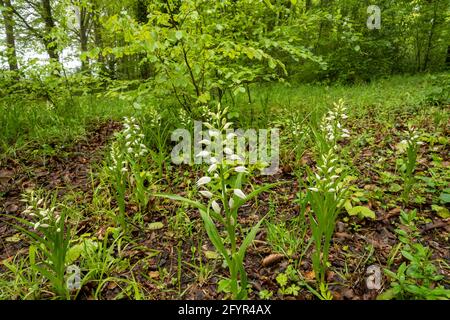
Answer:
xmin=41 ymin=0 xmax=59 ymax=61
xmin=136 ymin=0 xmax=150 ymax=79
xmin=0 ymin=0 xmax=19 ymax=71
xmin=305 ymin=0 xmax=311 ymax=11
xmin=446 ymin=45 xmax=450 ymax=69
xmin=92 ymin=7 xmax=110 ymax=77
xmin=422 ymin=2 xmax=438 ymax=71
xmin=79 ymin=6 xmax=90 ymax=72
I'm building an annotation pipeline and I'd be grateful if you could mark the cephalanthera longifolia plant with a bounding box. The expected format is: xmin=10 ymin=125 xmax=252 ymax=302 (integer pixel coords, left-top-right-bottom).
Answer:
xmin=108 ymin=116 xmax=149 ymax=232
xmin=305 ymin=149 xmax=348 ymax=299
xmin=122 ymin=116 xmax=149 ymax=210
xmin=157 ymin=104 xmax=277 ymax=299
xmin=399 ymin=127 xmax=423 ymax=204
xmin=8 ymin=192 xmax=71 ymax=299
xmin=304 ymin=100 xmax=350 ymax=299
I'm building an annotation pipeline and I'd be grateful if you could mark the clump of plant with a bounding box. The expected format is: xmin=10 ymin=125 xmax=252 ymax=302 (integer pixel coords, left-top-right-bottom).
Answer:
xmin=10 ymin=192 xmax=71 ymax=299
xmin=107 ymin=116 xmax=149 ymax=232
xmin=379 ymin=210 xmax=450 ymax=300
xmin=122 ymin=116 xmax=150 ymax=209
xmin=398 ymin=127 xmax=423 ymax=204
xmin=305 ymin=148 xmax=347 ymax=299
xmin=276 ymin=265 xmax=302 ymax=297
xmin=157 ymin=104 xmax=277 ymax=299
xmin=303 ymin=100 xmax=350 ymax=299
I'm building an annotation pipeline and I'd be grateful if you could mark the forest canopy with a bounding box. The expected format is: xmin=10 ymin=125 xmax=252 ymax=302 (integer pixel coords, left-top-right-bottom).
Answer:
xmin=0 ymin=0 xmax=449 ymax=103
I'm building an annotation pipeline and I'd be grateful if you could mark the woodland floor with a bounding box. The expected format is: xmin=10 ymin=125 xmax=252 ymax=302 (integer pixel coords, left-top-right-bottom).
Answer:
xmin=1 ymin=75 xmax=450 ymax=300
xmin=1 ymin=112 xmax=449 ymax=299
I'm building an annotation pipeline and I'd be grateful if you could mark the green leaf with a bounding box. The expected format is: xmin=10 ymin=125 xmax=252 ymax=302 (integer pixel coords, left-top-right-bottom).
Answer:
xmin=199 ymin=209 xmax=231 ymax=267
xmin=262 ymin=0 xmax=274 ymax=10
xmin=236 ymin=217 xmax=264 ymax=264
xmin=401 ymin=250 xmax=415 ymax=262
xmin=153 ymin=193 xmax=207 ymax=212
xmin=389 ymin=183 xmax=402 ymax=193
xmin=148 ymin=222 xmax=164 ymax=230
xmin=377 ymin=288 xmax=396 ymax=300
xmin=431 ymin=205 xmax=450 ymax=219
xmin=175 ymin=30 xmax=183 ymax=40
xmin=217 ymin=278 xmax=232 ymax=293
xmin=439 ymin=193 xmax=450 ymax=204
xmin=204 ymin=250 xmax=220 ymax=260
xmin=347 ymin=206 xmax=376 ymax=220
xmin=66 ymin=244 xmax=84 ymax=265
xmin=276 ymin=273 xmax=288 ymax=287
xmin=234 ymin=182 xmax=283 ymax=208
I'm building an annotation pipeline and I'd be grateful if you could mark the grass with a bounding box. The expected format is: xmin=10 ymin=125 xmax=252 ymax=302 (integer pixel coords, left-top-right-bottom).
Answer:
xmin=1 ymin=73 xmax=449 ymax=300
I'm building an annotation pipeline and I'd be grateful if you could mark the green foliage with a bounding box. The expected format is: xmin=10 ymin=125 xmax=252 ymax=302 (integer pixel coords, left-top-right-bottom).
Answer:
xmin=8 ymin=191 xmax=71 ymax=299
xmin=379 ymin=210 xmax=450 ymax=300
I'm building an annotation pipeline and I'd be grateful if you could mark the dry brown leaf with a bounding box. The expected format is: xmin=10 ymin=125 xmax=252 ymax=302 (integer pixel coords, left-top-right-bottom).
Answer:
xmin=261 ymin=253 xmax=284 ymax=267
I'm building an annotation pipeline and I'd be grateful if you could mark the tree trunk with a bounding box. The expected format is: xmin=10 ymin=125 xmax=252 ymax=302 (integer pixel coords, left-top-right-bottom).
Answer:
xmin=422 ymin=1 xmax=438 ymax=71
xmin=79 ymin=6 xmax=90 ymax=72
xmin=0 ymin=0 xmax=19 ymax=71
xmin=41 ymin=0 xmax=59 ymax=61
xmin=446 ymin=45 xmax=450 ymax=69
xmin=305 ymin=0 xmax=312 ymax=11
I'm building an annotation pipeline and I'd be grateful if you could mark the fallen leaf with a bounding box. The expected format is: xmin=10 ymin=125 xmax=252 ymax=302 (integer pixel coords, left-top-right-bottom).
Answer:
xmin=261 ymin=253 xmax=284 ymax=267
xmin=6 ymin=204 xmax=19 ymax=213
xmin=304 ymin=270 xmax=315 ymax=280
xmin=107 ymin=282 xmax=117 ymax=290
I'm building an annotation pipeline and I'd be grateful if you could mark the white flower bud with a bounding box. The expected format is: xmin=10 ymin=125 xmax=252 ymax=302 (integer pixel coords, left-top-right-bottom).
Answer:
xmin=197 ymin=176 xmax=211 ymax=186
xmin=234 ymin=189 xmax=246 ymax=199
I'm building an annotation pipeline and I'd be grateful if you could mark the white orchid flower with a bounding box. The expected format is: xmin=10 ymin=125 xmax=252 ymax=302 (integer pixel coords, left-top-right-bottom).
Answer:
xmin=196 ymin=176 xmax=211 ymax=186
xmin=196 ymin=150 xmax=210 ymax=158
xmin=234 ymin=166 xmax=247 ymax=173
xmin=199 ymin=190 xmax=213 ymax=198
xmin=208 ymin=163 xmax=218 ymax=173
xmin=230 ymin=154 xmax=241 ymax=161
xmin=199 ymin=139 xmax=211 ymax=145
xmin=234 ymin=189 xmax=246 ymax=199
xmin=212 ymin=200 xmax=221 ymax=214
